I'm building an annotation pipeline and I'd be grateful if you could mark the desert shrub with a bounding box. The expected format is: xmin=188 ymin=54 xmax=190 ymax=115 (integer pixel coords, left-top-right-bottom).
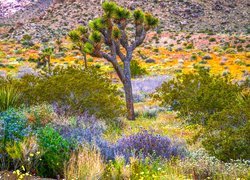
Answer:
xmin=0 ymin=109 xmax=32 ymax=170
xmin=225 ymin=48 xmax=237 ymax=54
xmin=0 ymin=109 xmax=31 ymax=145
xmin=55 ymin=113 xmax=106 ymax=146
xmin=37 ymin=126 xmax=71 ymax=177
xmin=120 ymin=60 xmax=147 ymax=78
xmin=64 ymin=147 xmax=105 ymax=179
xmin=209 ymin=38 xmax=216 ymax=42
xmin=0 ymin=84 xmax=20 ymax=112
xmin=157 ymin=69 xmax=250 ymax=161
xmin=130 ymin=60 xmax=147 ymax=78
xmin=115 ymin=130 xmax=186 ymax=161
xmin=23 ymin=103 xmax=56 ymax=128
xmin=138 ymin=106 xmax=166 ymax=119
xmin=21 ymin=34 xmax=34 ymax=48
xmin=14 ymin=66 xmax=125 ymax=120
xmin=157 ymin=69 xmax=241 ymax=125
xmin=203 ymin=96 xmax=250 ymax=161
xmin=178 ymin=149 xmax=250 ymax=179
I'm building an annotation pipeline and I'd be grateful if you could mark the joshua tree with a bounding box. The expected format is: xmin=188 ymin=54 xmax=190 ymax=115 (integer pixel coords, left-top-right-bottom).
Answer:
xmin=55 ymin=37 xmax=63 ymax=52
xmin=71 ymin=1 xmax=158 ymax=120
xmin=40 ymin=47 xmax=54 ymax=74
xmin=68 ymin=26 xmax=88 ymax=68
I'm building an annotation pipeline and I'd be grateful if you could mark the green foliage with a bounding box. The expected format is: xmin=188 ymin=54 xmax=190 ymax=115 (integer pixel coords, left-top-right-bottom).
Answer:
xmin=37 ymin=126 xmax=71 ymax=177
xmin=144 ymin=13 xmax=159 ymax=29
xmin=130 ymin=60 xmax=147 ymax=78
xmin=102 ymin=1 xmax=117 ymax=18
xmin=203 ymin=96 xmax=250 ymax=161
xmin=112 ymin=26 xmax=122 ymax=39
xmin=157 ymin=69 xmax=241 ymax=125
xmin=89 ymin=31 xmax=102 ymax=43
xmin=209 ymin=37 xmax=216 ymax=42
xmin=104 ymin=157 xmax=168 ymax=179
xmin=14 ymin=67 xmax=124 ymax=120
xmin=133 ymin=9 xmax=145 ymax=24
xmin=89 ymin=18 xmax=106 ymax=31
xmin=84 ymin=42 xmax=94 ymax=54
xmin=114 ymin=7 xmax=130 ymax=20
xmin=21 ymin=34 xmax=32 ymax=41
xmin=41 ymin=47 xmax=54 ymax=56
xmin=68 ymin=30 xmax=81 ymax=43
xmin=76 ymin=25 xmax=88 ymax=35
xmin=157 ymin=70 xmax=250 ymax=161
xmin=0 ymin=83 xmax=20 ymax=112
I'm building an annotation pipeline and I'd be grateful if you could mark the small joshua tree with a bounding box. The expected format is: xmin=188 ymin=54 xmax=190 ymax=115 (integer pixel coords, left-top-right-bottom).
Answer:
xmin=68 ymin=26 xmax=88 ymax=68
xmin=70 ymin=1 xmax=158 ymax=120
xmin=55 ymin=37 xmax=63 ymax=52
xmin=40 ymin=47 xmax=54 ymax=74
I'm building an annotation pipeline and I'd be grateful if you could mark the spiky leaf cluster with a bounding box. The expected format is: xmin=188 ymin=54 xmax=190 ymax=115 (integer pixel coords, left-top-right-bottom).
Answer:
xmin=112 ymin=26 xmax=121 ymax=39
xmin=133 ymin=9 xmax=145 ymax=24
xmin=144 ymin=13 xmax=159 ymax=30
xmin=114 ymin=7 xmax=130 ymax=21
xmin=84 ymin=42 xmax=94 ymax=54
xmin=90 ymin=31 xmax=102 ymax=43
xmin=74 ymin=1 xmax=159 ymax=57
xmin=89 ymin=18 xmax=106 ymax=31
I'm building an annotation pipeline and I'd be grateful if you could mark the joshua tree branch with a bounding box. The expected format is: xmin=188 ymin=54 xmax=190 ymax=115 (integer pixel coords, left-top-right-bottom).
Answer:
xmin=131 ymin=28 xmax=146 ymax=51
xmin=100 ymin=50 xmax=125 ymax=83
xmin=114 ymin=41 xmax=126 ymax=62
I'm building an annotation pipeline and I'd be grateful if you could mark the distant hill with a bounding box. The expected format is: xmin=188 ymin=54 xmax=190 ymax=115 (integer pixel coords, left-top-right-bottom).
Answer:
xmin=0 ymin=0 xmax=249 ymax=41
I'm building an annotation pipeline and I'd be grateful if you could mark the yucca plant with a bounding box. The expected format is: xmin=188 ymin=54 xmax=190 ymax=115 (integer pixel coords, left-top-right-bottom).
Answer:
xmin=0 ymin=84 xmax=20 ymax=112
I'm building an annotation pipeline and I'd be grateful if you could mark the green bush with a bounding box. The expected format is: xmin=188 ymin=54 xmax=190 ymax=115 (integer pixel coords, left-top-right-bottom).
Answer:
xmin=157 ymin=69 xmax=241 ymax=125
xmin=130 ymin=60 xmax=147 ymax=78
xmin=157 ymin=69 xmax=250 ymax=161
xmin=203 ymin=95 xmax=250 ymax=161
xmin=120 ymin=60 xmax=147 ymax=78
xmin=10 ymin=66 xmax=125 ymax=120
xmin=37 ymin=126 xmax=71 ymax=177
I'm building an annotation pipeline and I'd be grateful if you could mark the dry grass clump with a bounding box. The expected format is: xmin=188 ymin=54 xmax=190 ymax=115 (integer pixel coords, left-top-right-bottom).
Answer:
xmin=64 ymin=146 xmax=105 ymax=180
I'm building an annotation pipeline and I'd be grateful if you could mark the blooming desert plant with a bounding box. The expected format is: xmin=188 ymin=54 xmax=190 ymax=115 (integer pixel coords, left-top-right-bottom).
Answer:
xmin=115 ymin=130 xmax=186 ymax=161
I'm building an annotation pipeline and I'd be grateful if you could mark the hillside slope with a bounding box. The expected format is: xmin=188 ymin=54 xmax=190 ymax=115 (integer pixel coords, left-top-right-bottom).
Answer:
xmin=0 ymin=0 xmax=249 ymax=41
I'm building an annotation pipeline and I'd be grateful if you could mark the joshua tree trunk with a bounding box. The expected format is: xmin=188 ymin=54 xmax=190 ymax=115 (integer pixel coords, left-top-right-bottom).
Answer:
xmin=84 ymin=53 xmax=87 ymax=68
xmin=123 ymin=60 xmax=135 ymax=120
xmin=47 ymin=56 xmax=51 ymax=74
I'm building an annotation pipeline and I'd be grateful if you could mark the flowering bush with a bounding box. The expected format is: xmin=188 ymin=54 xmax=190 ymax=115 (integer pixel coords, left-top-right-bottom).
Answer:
xmin=115 ymin=131 xmax=186 ymax=161
xmin=0 ymin=109 xmax=31 ymax=143
xmin=56 ymin=113 xmax=106 ymax=145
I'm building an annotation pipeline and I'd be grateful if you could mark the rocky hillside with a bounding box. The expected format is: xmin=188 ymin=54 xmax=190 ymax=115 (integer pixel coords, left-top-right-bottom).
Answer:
xmin=0 ymin=0 xmax=249 ymax=41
